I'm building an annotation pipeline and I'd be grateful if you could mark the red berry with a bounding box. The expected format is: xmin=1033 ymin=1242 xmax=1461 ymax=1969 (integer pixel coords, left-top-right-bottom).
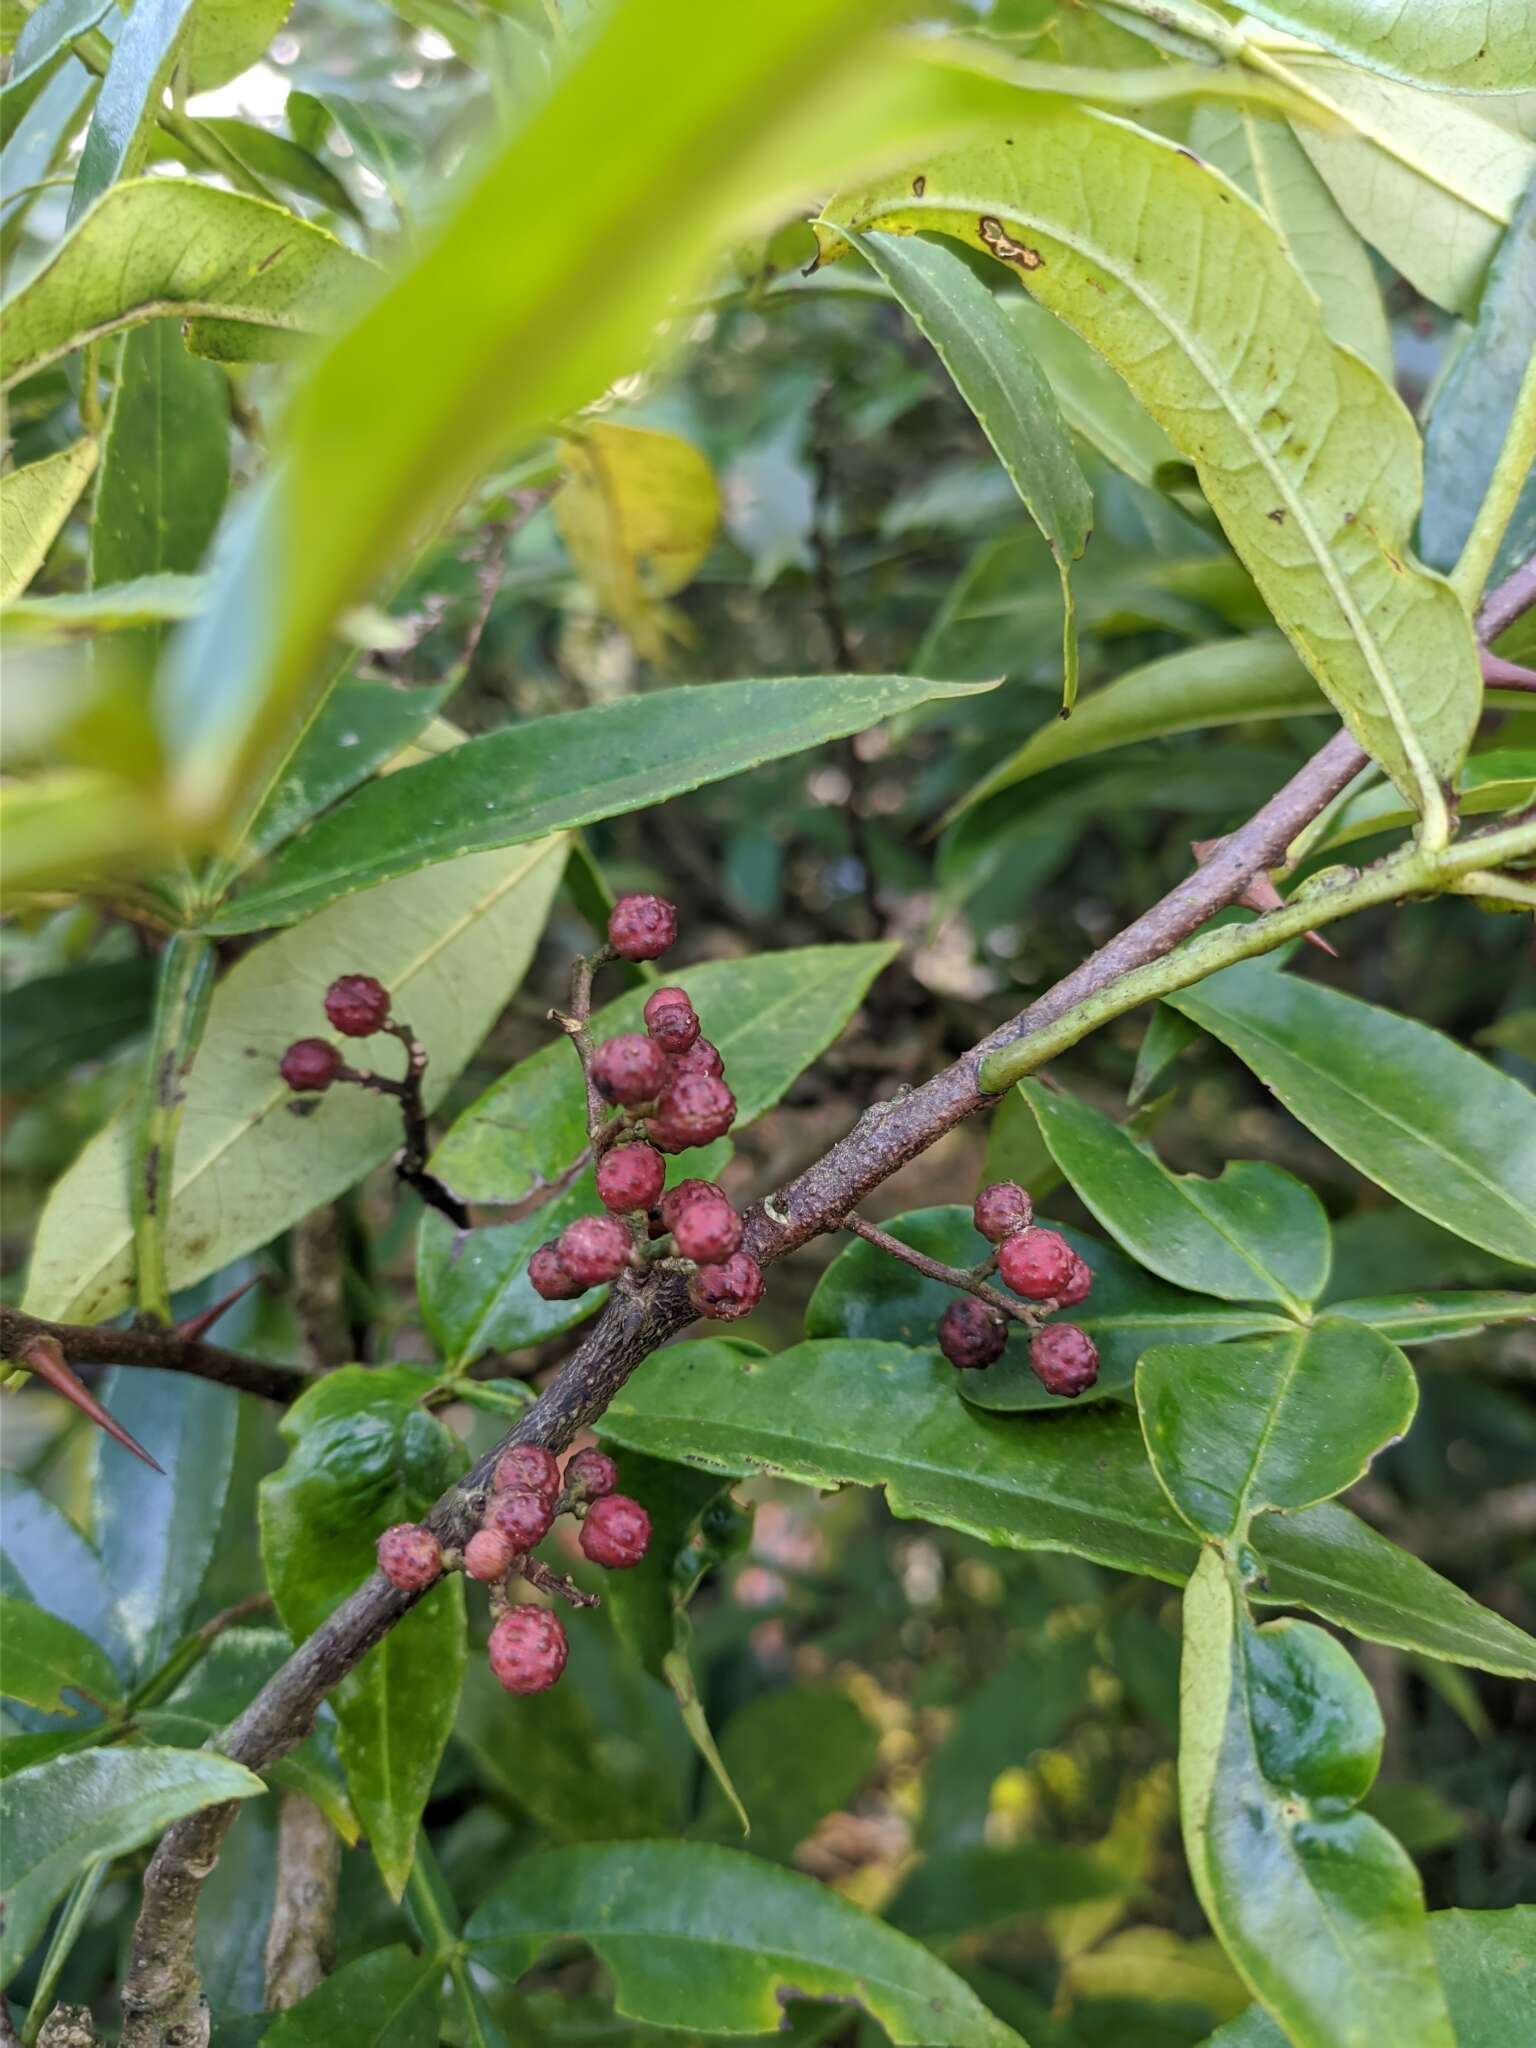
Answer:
xmin=650 ymin=1072 xmax=736 ymax=1153
xmin=671 ymin=1191 xmax=742 ymax=1263
xmin=659 ymin=1178 xmax=721 ymax=1231
xmin=494 ymin=1444 xmax=561 ymax=1501
xmin=1030 ymin=1322 xmax=1099 ymax=1398
xmin=669 ymin=1037 xmax=724 ymax=1081
xmin=579 ymin=1493 xmax=651 ymax=1568
xmin=323 ymin=973 xmax=391 ymax=1037
xmin=596 ymin=1142 xmax=667 ymax=1213
xmin=490 ymin=1486 xmax=556 ymax=1552
xmin=689 ymin=1250 xmax=764 ymax=1321
xmin=937 ymin=1296 xmax=1008 ymax=1370
xmin=643 ymin=987 xmax=700 ymax=1052
xmin=998 ymin=1227 xmax=1076 ymax=1300
xmin=974 ymin=1181 xmax=1032 ymax=1244
xmin=529 ymin=1242 xmax=584 ymax=1301
xmin=464 ymin=1528 xmax=516 ymax=1582
xmin=377 ymin=1523 xmax=442 ymax=1591
xmin=556 ymin=1213 xmax=632 ymax=1287
xmin=608 ymin=893 xmax=677 ymax=962
xmin=280 ymin=1038 xmax=340 ymax=1092
xmin=1056 ymin=1255 xmax=1094 ymax=1308
xmin=592 ymin=1032 xmax=668 ymax=1106
xmin=488 ymin=1604 xmax=568 ymax=1694
xmin=564 ymin=1447 xmax=617 ymax=1500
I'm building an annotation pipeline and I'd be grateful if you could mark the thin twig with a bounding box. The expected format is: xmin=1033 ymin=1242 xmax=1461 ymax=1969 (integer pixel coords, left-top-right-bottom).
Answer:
xmin=842 ymin=1213 xmax=1044 ymax=1327
xmin=336 ymin=1023 xmax=470 ymax=1228
xmin=1480 ymin=649 xmax=1536 ymax=691
xmin=1 ymin=1308 xmax=307 ymax=1406
xmin=1475 ymin=551 xmax=1536 ymax=644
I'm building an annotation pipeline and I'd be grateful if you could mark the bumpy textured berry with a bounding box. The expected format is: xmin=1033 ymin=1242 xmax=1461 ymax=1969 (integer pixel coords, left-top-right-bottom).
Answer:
xmin=377 ymin=1523 xmax=442 ymax=1590
xmin=564 ymin=1447 xmax=617 ymax=1500
xmin=579 ymin=1493 xmax=651 ymax=1568
xmin=938 ymin=1296 xmax=1009 ymax=1371
xmin=596 ymin=1142 xmax=667 ymax=1214
xmin=689 ymin=1250 xmax=764 ymax=1321
xmin=280 ymin=1038 xmax=341 ymax=1092
xmin=671 ymin=1191 xmax=742 ymax=1263
xmin=998 ymin=1226 xmax=1077 ymax=1300
xmin=608 ymin=893 xmax=677 ymax=962
xmin=643 ymin=987 xmax=700 ymax=1053
xmin=1030 ymin=1322 xmax=1099 ymax=1398
xmin=529 ymin=1242 xmax=584 ymax=1300
xmin=974 ymin=1181 xmax=1033 ymax=1244
xmin=1056 ymin=1255 xmax=1094 ymax=1308
xmin=463 ymin=1528 xmax=517 ymax=1582
xmin=557 ymin=1213 xmax=632 ymax=1287
xmin=650 ymin=1072 xmax=736 ymax=1152
xmin=490 ymin=1486 xmax=555 ymax=1552
xmin=659 ymin=1179 xmax=720 ymax=1231
xmin=669 ymin=1037 xmax=724 ymax=1081
xmin=488 ymin=1604 xmax=568 ymax=1694
xmin=323 ymin=973 xmax=391 ymax=1037
xmin=494 ymin=1444 xmax=562 ymax=1501
xmin=592 ymin=1032 xmax=668 ymax=1106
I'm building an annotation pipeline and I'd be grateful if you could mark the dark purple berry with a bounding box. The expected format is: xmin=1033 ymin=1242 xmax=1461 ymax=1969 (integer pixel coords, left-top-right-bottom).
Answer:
xmin=596 ymin=1143 xmax=667 ymax=1213
xmin=280 ymin=1038 xmax=341 ymax=1092
xmin=671 ymin=1191 xmax=742 ymax=1263
xmin=1030 ymin=1322 xmax=1100 ymax=1398
xmin=489 ymin=1486 xmax=555 ymax=1552
xmin=643 ymin=987 xmax=700 ymax=1052
xmin=464 ymin=1528 xmax=516 ymax=1581
xmin=323 ymin=973 xmax=391 ymax=1037
xmin=974 ymin=1181 xmax=1032 ymax=1244
xmin=689 ymin=1250 xmax=764 ymax=1321
xmin=650 ymin=1072 xmax=736 ymax=1152
xmin=669 ymin=1037 xmax=724 ymax=1081
xmin=494 ymin=1444 xmax=561 ymax=1501
xmin=529 ymin=1242 xmax=584 ymax=1301
xmin=556 ymin=1213 xmax=632 ymax=1287
xmin=938 ymin=1296 xmax=1008 ymax=1370
xmin=592 ymin=1032 xmax=668 ymax=1106
xmin=1056 ymin=1255 xmax=1094 ymax=1308
xmin=608 ymin=893 xmax=677 ymax=962
xmin=564 ymin=1447 xmax=617 ymax=1500
xmin=377 ymin=1523 xmax=442 ymax=1590
xmin=489 ymin=1604 xmax=568 ymax=1694
xmin=998 ymin=1227 xmax=1076 ymax=1300
xmin=579 ymin=1493 xmax=651 ymax=1568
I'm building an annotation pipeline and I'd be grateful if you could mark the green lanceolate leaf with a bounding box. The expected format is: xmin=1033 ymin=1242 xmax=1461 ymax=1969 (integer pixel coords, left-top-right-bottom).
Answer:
xmin=804 ymin=1205 xmax=1291 ymax=1409
xmin=23 ymin=834 xmax=567 ymax=1324
xmin=209 ymin=675 xmax=995 ymax=933
xmin=90 ymin=1369 xmax=239 ymax=1675
xmin=1179 ymin=1550 xmax=1452 ymax=2048
xmin=0 ymin=1595 xmax=123 ymax=1716
xmin=69 ymin=0 xmax=197 ymax=224
xmin=1167 ymin=960 xmax=1536 ymax=1267
xmin=1 ymin=570 xmax=208 ymax=638
xmin=260 ymin=1368 xmax=467 ymax=1899
xmin=601 ymin=1338 xmax=1536 ymax=1676
xmin=0 ymin=179 xmax=369 ymax=391
xmin=0 ymin=1745 xmax=264 ymax=1985
xmin=0 ymin=1475 xmax=130 ymax=1676
xmin=818 ymin=106 xmax=1480 ymax=834
xmin=1138 ymin=1322 xmax=1415 ymax=1542
xmin=260 ymin=1944 xmax=442 ymax=2047
xmin=1006 ymin=296 xmax=1185 ymax=491
xmin=844 ymin=228 xmax=1090 ymax=707
xmin=1282 ymin=58 xmax=1534 ymax=318
xmin=951 ymin=633 xmax=1321 ymax=816
xmin=0 ymin=0 xmax=111 ymax=149
xmin=1325 ymin=1290 xmax=1535 ymax=1345
xmin=1420 ymin=171 xmax=1536 ymax=584
xmin=1302 ymin=749 xmax=1536 ymax=856
xmin=1187 ymin=103 xmax=1392 ymax=381
xmin=1239 ymin=0 xmax=1536 ymax=93
xmin=697 ymin=1685 xmax=879 ymax=1862
xmin=887 ymin=1842 xmax=1130 ymax=1942
xmin=0 ymin=437 xmax=98 ymax=601
xmin=466 ymin=1840 xmax=1024 ymax=2046
xmin=1022 ymin=1080 xmax=1330 ymax=1312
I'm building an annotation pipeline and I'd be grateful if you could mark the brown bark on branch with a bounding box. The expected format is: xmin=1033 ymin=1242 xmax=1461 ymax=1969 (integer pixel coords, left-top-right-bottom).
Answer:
xmin=0 ymin=1307 xmax=308 ymax=1406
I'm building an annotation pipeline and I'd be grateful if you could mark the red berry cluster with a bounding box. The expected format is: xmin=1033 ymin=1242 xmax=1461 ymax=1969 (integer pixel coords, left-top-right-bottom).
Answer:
xmin=278 ymin=974 xmax=394 ymax=1093
xmin=528 ymin=897 xmax=765 ymax=1324
xmin=934 ymin=1181 xmax=1099 ymax=1397
xmin=375 ymin=1443 xmax=651 ymax=1697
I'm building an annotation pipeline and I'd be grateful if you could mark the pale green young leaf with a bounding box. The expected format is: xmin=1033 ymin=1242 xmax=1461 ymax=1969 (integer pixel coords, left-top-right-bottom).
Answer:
xmin=818 ymin=110 xmax=1481 ymax=832
xmin=0 ymin=1596 xmax=123 ymax=1716
xmin=0 ymin=438 xmax=97 ymax=601
xmin=68 ymin=0 xmax=197 ymax=224
xmin=1240 ymin=1 xmax=1536 ymax=93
